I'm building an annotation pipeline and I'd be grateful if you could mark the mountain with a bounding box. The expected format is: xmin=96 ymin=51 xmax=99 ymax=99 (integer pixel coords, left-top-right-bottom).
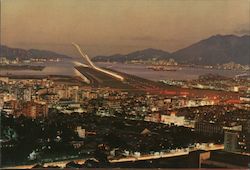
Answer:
xmin=27 ymin=49 xmax=71 ymax=59
xmin=93 ymin=34 xmax=250 ymax=65
xmin=92 ymin=48 xmax=171 ymax=62
xmin=0 ymin=45 xmax=71 ymax=60
xmin=2 ymin=34 xmax=249 ymax=65
xmin=172 ymin=34 xmax=250 ymax=65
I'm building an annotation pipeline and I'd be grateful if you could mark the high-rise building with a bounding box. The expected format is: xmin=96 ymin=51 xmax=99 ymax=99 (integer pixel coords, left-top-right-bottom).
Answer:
xmin=224 ymin=124 xmax=250 ymax=154
xmin=22 ymin=101 xmax=48 ymax=119
xmin=224 ymin=131 xmax=239 ymax=152
xmin=23 ymin=87 xmax=32 ymax=102
xmin=194 ymin=121 xmax=223 ymax=136
xmin=75 ymin=126 xmax=85 ymax=138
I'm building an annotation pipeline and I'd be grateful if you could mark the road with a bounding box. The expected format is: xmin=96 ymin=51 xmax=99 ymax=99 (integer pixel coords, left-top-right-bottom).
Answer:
xmin=3 ymin=144 xmax=224 ymax=169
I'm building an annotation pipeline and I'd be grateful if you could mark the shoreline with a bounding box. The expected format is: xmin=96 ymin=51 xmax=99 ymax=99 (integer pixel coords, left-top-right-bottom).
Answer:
xmin=0 ymin=65 xmax=45 ymax=71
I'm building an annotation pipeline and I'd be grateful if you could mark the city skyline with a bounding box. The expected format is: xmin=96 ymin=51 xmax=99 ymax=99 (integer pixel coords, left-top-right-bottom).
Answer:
xmin=0 ymin=0 xmax=250 ymax=169
xmin=1 ymin=0 xmax=250 ymax=57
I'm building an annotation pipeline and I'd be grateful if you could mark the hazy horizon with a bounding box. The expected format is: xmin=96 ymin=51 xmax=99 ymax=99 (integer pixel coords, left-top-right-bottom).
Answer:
xmin=1 ymin=0 xmax=250 ymax=57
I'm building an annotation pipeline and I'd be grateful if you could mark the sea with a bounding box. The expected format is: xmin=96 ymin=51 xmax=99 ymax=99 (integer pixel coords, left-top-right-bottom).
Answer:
xmin=0 ymin=59 xmax=245 ymax=81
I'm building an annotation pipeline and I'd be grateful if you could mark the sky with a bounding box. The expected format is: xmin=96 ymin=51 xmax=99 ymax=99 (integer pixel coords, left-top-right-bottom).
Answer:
xmin=1 ymin=0 xmax=250 ymax=57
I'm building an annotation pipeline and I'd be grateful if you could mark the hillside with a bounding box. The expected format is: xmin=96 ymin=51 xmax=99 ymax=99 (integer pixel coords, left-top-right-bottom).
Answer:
xmin=0 ymin=45 xmax=71 ymax=60
xmin=172 ymin=34 xmax=250 ymax=65
xmin=93 ymin=34 xmax=250 ymax=65
xmin=93 ymin=48 xmax=171 ymax=62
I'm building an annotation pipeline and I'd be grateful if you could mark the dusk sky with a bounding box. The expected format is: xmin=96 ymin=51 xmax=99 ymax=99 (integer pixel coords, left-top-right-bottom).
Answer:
xmin=1 ymin=0 xmax=250 ymax=57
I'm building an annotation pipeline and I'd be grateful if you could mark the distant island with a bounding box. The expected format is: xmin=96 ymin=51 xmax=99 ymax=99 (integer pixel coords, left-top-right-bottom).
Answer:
xmin=147 ymin=65 xmax=178 ymax=71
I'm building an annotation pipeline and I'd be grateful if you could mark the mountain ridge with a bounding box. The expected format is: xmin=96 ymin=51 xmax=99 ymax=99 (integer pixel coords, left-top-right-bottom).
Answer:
xmin=93 ymin=34 xmax=250 ymax=65
xmin=0 ymin=45 xmax=71 ymax=60
xmin=93 ymin=48 xmax=171 ymax=62
xmin=1 ymin=34 xmax=249 ymax=65
xmin=172 ymin=34 xmax=250 ymax=65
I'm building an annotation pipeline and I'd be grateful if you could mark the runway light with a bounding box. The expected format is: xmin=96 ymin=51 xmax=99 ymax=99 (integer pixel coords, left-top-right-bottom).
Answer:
xmin=72 ymin=43 xmax=124 ymax=81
